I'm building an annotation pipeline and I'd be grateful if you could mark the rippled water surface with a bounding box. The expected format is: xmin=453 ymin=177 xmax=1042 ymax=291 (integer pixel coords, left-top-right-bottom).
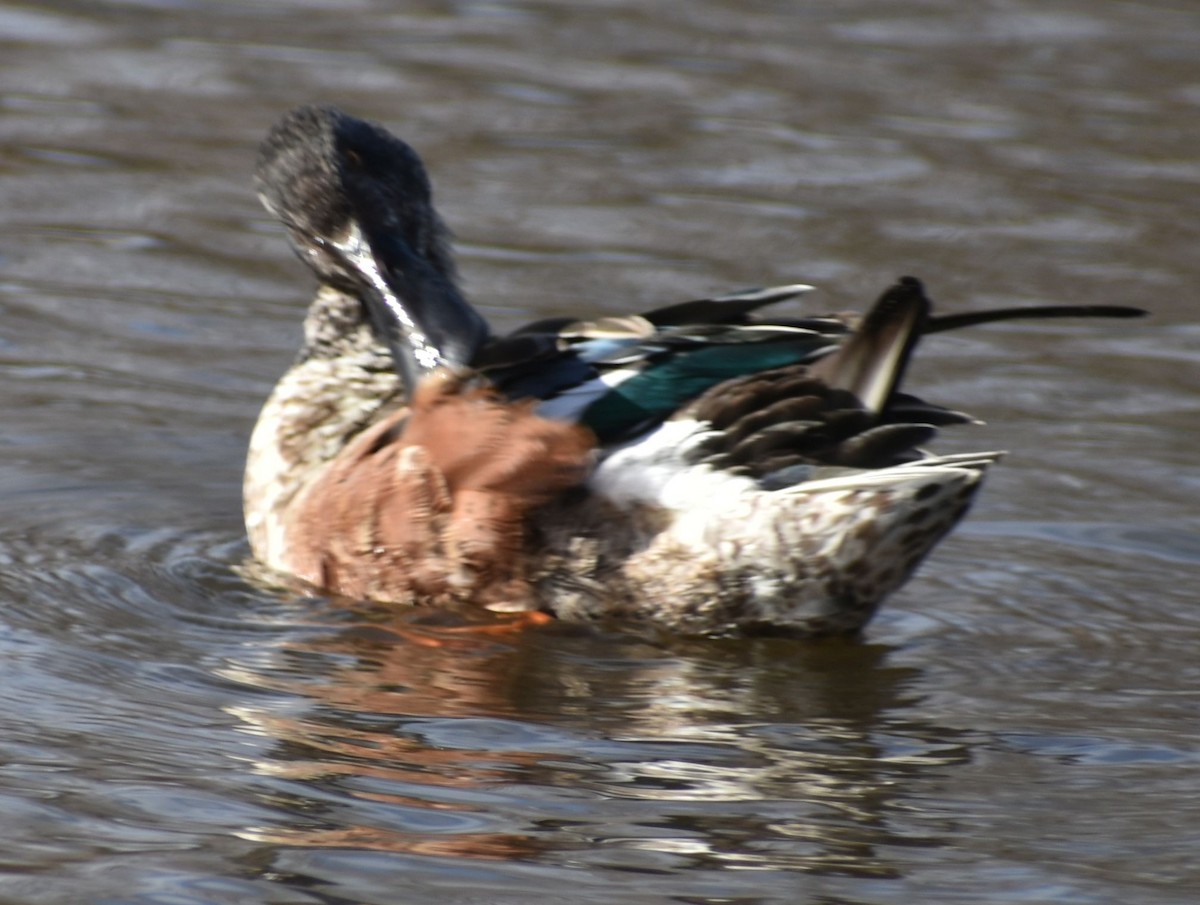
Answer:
xmin=1 ymin=1 xmax=1198 ymax=903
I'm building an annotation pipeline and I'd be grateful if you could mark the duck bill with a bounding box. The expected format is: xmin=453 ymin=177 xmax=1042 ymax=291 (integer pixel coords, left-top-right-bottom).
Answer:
xmin=330 ymin=220 xmax=490 ymax=389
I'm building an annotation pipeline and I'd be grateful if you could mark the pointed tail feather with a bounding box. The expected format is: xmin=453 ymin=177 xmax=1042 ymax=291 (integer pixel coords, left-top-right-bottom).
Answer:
xmin=926 ymin=303 xmax=1147 ymax=334
xmin=808 ymin=277 xmax=1145 ymax=415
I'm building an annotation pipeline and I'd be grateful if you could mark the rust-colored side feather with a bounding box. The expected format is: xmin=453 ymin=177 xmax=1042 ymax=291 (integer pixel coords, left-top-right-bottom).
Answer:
xmin=281 ymin=370 xmax=596 ymax=610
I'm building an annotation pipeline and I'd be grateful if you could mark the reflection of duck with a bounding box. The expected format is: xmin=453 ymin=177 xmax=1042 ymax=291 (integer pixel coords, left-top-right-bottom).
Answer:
xmin=228 ymin=606 xmax=931 ymax=874
xmin=245 ymin=105 xmax=1143 ymax=636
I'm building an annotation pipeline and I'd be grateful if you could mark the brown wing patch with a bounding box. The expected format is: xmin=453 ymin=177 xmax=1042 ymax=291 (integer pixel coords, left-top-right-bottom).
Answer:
xmin=281 ymin=370 xmax=595 ymax=610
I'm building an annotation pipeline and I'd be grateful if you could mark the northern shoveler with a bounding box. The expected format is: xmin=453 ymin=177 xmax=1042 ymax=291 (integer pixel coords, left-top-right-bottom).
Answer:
xmin=245 ymin=105 xmax=1144 ymax=636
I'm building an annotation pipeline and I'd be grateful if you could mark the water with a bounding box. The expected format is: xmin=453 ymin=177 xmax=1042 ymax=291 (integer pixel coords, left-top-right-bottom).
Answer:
xmin=1 ymin=1 xmax=1197 ymax=902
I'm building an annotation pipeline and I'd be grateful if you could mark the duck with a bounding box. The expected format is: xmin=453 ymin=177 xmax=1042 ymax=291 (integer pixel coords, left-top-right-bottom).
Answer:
xmin=244 ymin=105 xmax=1144 ymax=636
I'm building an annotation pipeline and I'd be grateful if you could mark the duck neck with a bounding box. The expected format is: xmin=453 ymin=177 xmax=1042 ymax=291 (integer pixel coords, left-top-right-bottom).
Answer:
xmin=244 ymin=285 xmax=405 ymax=566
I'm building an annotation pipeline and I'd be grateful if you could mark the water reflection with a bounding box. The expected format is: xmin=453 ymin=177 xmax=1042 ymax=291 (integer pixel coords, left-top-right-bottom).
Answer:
xmin=216 ymin=598 xmax=974 ymax=879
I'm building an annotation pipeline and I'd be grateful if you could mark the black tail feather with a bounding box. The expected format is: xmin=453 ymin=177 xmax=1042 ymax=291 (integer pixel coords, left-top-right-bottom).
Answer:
xmin=811 ymin=277 xmax=1146 ymax=415
xmin=926 ymin=303 xmax=1146 ymax=334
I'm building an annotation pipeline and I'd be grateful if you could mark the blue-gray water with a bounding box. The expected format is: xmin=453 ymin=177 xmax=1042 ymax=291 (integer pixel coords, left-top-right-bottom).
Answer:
xmin=1 ymin=2 xmax=1197 ymax=903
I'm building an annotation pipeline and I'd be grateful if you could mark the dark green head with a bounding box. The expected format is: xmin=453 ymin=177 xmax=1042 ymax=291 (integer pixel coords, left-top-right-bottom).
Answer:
xmin=255 ymin=105 xmax=490 ymax=388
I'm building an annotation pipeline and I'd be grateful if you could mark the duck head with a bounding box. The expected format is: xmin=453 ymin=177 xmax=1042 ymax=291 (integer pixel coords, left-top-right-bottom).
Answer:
xmin=255 ymin=105 xmax=491 ymax=389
